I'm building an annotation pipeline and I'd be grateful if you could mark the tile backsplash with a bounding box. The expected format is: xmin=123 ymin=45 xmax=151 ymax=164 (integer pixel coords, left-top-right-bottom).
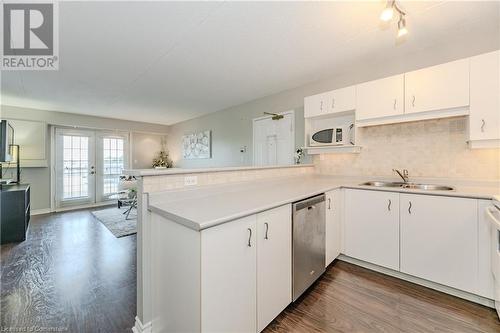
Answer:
xmin=314 ymin=117 xmax=500 ymax=180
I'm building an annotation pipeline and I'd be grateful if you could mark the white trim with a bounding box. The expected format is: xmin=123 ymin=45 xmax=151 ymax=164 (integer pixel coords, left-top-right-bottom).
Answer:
xmin=31 ymin=208 xmax=51 ymax=216
xmin=252 ymin=110 xmax=295 ymax=166
xmin=132 ymin=316 xmax=152 ymax=333
xmin=338 ymin=254 xmax=495 ymax=309
xmin=356 ymin=107 xmax=469 ymax=127
xmin=50 ymin=125 xmax=56 ymax=211
xmin=468 ymin=139 xmax=500 ymax=149
xmin=54 ymin=201 xmax=114 ymax=213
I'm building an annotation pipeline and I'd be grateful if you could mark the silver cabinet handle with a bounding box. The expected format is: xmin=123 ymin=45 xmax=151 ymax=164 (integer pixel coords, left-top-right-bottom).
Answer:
xmin=264 ymin=223 xmax=269 ymax=240
xmin=481 ymin=119 xmax=486 ymax=132
xmin=247 ymin=228 xmax=252 ymax=247
xmin=388 ymin=199 xmax=391 ymax=211
xmin=408 ymin=201 xmax=412 ymax=214
xmin=328 ymin=198 xmax=331 ymax=210
xmin=393 ymin=99 xmax=397 ymax=110
xmin=412 ymin=95 xmax=415 ymax=107
xmin=320 ymin=101 xmax=323 ymax=111
xmin=332 ymin=98 xmax=335 ymax=109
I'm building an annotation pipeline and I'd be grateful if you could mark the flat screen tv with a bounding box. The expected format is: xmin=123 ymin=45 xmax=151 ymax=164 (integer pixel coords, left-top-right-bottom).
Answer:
xmin=0 ymin=120 xmax=14 ymax=162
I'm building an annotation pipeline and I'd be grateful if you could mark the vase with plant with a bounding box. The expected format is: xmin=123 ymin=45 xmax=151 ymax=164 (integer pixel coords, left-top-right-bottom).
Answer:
xmin=152 ymin=149 xmax=173 ymax=169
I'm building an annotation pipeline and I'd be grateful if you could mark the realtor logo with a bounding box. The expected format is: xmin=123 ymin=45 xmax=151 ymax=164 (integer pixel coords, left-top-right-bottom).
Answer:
xmin=1 ymin=1 xmax=59 ymax=70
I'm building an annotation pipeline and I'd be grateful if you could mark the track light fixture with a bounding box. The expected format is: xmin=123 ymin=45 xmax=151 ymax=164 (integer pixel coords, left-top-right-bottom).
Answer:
xmin=380 ymin=0 xmax=408 ymax=39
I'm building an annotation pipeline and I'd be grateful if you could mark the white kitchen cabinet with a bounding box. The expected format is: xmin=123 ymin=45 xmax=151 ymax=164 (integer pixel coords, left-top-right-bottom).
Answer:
xmin=477 ymin=200 xmax=495 ymax=299
xmin=304 ymin=86 xmax=355 ymax=118
xmin=201 ymin=215 xmax=257 ymax=333
xmin=400 ymin=194 xmax=478 ymax=294
xmin=356 ymin=74 xmax=404 ymax=121
xmin=325 ymin=189 xmax=341 ymax=267
xmin=404 ymin=58 xmax=469 ymax=115
xmin=256 ymin=205 xmax=292 ymax=332
xmin=469 ymin=50 xmax=500 ymax=148
xmin=344 ymin=189 xmax=400 ymax=270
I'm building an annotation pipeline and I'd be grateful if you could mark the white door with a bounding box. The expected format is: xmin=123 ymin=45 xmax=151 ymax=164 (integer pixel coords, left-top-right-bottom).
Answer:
xmin=55 ymin=128 xmax=129 ymax=208
xmin=325 ymin=189 xmax=341 ymax=267
xmin=356 ymin=74 xmax=405 ymax=121
xmin=96 ymin=132 xmax=129 ymax=202
xmin=257 ymin=205 xmax=292 ymax=332
xmin=344 ymin=189 xmax=400 ymax=270
xmin=253 ymin=112 xmax=294 ymax=166
xmin=400 ymin=194 xmax=478 ymax=294
xmin=55 ymin=128 xmax=96 ymax=208
xmin=470 ymin=50 xmax=500 ymax=142
xmin=201 ymin=215 xmax=257 ymax=333
xmin=405 ymin=58 xmax=469 ymax=114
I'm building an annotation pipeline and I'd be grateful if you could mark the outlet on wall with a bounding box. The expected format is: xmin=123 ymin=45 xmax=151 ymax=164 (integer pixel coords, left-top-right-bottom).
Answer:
xmin=184 ymin=176 xmax=198 ymax=186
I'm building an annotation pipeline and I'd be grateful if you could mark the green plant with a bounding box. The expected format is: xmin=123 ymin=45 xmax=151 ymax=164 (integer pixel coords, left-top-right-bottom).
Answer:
xmin=152 ymin=150 xmax=173 ymax=168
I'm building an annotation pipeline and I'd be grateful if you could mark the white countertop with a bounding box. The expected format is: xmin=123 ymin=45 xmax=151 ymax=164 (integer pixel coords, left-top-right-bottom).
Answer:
xmin=124 ymin=164 xmax=313 ymax=177
xmin=148 ymin=174 xmax=500 ymax=231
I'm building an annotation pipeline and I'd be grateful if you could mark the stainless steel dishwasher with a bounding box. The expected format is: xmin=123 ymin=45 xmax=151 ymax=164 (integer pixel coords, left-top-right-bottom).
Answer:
xmin=292 ymin=194 xmax=326 ymax=301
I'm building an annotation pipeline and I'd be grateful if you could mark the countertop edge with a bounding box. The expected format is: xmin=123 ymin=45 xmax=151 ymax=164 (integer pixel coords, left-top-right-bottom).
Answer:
xmin=124 ymin=164 xmax=314 ymax=177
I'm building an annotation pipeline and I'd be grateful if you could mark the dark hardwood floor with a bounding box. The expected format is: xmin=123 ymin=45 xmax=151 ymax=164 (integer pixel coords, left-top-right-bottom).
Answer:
xmin=1 ymin=208 xmax=136 ymax=332
xmin=2 ymin=209 xmax=499 ymax=333
xmin=265 ymin=261 xmax=500 ymax=333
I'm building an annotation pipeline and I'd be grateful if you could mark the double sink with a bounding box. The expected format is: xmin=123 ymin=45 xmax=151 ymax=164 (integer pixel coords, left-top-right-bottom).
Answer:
xmin=360 ymin=181 xmax=454 ymax=191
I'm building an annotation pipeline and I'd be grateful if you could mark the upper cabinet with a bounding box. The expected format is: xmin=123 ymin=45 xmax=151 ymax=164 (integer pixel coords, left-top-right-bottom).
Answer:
xmin=469 ymin=50 xmax=500 ymax=148
xmin=356 ymin=74 xmax=404 ymax=121
xmin=304 ymin=85 xmax=355 ymax=118
xmin=404 ymin=58 xmax=469 ymax=115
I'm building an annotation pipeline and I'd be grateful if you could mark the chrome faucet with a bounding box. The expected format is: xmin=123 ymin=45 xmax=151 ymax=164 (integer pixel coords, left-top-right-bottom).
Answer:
xmin=393 ymin=169 xmax=409 ymax=183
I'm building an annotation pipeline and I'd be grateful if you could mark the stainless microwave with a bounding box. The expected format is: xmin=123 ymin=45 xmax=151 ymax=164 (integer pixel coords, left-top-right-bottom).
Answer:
xmin=309 ymin=126 xmax=352 ymax=146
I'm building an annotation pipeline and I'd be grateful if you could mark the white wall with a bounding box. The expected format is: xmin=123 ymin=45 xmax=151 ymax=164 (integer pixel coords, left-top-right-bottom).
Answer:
xmin=1 ymin=105 xmax=169 ymax=211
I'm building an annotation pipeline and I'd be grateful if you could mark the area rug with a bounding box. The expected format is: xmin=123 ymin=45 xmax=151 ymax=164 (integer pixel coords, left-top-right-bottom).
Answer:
xmin=91 ymin=207 xmax=137 ymax=238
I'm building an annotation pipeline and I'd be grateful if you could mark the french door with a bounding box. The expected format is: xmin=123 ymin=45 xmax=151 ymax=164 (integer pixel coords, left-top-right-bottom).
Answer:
xmin=55 ymin=128 xmax=129 ymax=209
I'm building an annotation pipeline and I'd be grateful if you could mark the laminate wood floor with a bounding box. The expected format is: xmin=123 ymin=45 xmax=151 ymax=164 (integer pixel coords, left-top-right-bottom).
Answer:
xmin=2 ymin=210 xmax=499 ymax=333
xmin=265 ymin=261 xmax=500 ymax=333
xmin=1 ymin=208 xmax=136 ymax=332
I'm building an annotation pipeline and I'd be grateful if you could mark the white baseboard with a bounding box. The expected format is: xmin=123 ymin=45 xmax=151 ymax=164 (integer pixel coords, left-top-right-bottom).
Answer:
xmin=55 ymin=201 xmax=114 ymax=212
xmin=31 ymin=208 xmax=52 ymax=216
xmin=338 ymin=255 xmax=495 ymax=309
xmin=132 ymin=316 xmax=152 ymax=333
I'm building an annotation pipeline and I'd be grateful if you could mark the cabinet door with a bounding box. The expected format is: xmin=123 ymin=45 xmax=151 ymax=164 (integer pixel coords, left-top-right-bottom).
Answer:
xmin=324 ymin=86 xmax=356 ymax=115
xmin=470 ymin=50 xmax=500 ymax=142
xmin=304 ymin=93 xmax=327 ymax=118
xmin=405 ymin=58 xmax=469 ymax=114
xmin=325 ymin=189 xmax=341 ymax=267
xmin=356 ymin=74 xmax=404 ymax=121
xmin=257 ymin=205 xmax=292 ymax=332
xmin=201 ymin=215 xmax=257 ymax=333
xmin=344 ymin=189 xmax=400 ymax=270
xmin=477 ymin=200 xmax=495 ymax=299
xmin=400 ymin=194 xmax=477 ymax=293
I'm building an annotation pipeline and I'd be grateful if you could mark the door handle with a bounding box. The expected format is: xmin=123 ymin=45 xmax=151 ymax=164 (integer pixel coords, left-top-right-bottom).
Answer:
xmin=90 ymin=171 xmax=95 ymax=175
xmin=388 ymin=199 xmax=391 ymax=211
xmin=408 ymin=201 xmax=412 ymax=214
xmin=320 ymin=101 xmax=323 ymax=111
xmin=328 ymin=198 xmax=331 ymax=210
xmin=247 ymin=228 xmax=252 ymax=247
xmin=481 ymin=119 xmax=486 ymax=132
xmin=393 ymin=99 xmax=397 ymax=110
xmin=412 ymin=95 xmax=415 ymax=107
xmin=264 ymin=222 xmax=269 ymax=240
xmin=332 ymin=98 xmax=335 ymax=109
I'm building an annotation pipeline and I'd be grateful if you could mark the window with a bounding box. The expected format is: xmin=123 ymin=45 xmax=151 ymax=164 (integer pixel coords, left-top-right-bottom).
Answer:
xmin=63 ymin=135 xmax=89 ymax=199
xmin=102 ymin=137 xmax=124 ymax=197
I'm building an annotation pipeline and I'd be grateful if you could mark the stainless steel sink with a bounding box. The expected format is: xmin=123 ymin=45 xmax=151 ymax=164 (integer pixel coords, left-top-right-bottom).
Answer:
xmin=360 ymin=181 xmax=454 ymax=191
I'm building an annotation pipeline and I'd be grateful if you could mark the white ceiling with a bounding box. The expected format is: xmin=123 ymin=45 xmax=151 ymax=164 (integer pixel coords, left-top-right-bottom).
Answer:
xmin=1 ymin=1 xmax=499 ymax=125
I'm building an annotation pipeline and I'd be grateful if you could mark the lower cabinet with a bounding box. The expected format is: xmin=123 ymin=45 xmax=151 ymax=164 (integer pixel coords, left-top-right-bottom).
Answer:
xmin=400 ymin=194 xmax=478 ymax=294
xmin=201 ymin=204 xmax=292 ymax=333
xmin=201 ymin=215 xmax=257 ymax=333
xmin=325 ymin=189 xmax=341 ymax=267
xmin=344 ymin=189 xmax=400 ymax=270
xmin=256 ymin=205 xmax=292 ymax=332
